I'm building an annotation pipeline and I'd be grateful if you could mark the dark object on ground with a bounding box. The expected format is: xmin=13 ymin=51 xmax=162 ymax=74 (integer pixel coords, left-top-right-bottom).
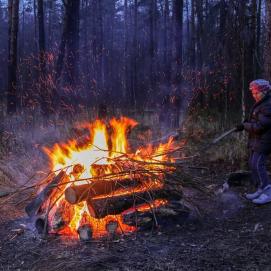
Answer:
xmin=122 ymin=200 xmax=190 ymax=230
xmin=235 ymin=124 xmax=244 ymax=132
xmin=25 ymin=171 xmax=67 ymax=217
xmin=227 ymin=170 xmax=271 ymax=187
xmin=35 ymin=216 xmax=48 ymax=234
xmin=227 ymin=171 xmax=252 ymax=187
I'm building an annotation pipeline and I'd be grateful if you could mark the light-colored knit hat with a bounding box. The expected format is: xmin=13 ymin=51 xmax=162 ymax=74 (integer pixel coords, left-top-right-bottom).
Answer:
xmin=249 ymin=79 xmax=271 ymax=93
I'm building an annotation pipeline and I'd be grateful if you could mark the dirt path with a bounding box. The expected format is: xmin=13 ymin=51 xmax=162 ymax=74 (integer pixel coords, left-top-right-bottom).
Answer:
xmin=1 ymin=181 xmax=271 ymax=271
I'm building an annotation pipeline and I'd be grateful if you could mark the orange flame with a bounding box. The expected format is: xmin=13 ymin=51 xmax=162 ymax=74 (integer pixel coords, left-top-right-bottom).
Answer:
xmin=42 ymin=117 xmax=175 ymax=238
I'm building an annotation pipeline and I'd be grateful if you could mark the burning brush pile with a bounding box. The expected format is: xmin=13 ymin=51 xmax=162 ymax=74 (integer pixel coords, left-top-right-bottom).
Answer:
xmin=25 ymin=117 xmax=192 ymax=241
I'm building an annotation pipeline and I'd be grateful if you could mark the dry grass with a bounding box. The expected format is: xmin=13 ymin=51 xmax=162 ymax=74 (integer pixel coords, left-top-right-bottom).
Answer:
xmin=183 ymin=112 xmax=248 ymax=168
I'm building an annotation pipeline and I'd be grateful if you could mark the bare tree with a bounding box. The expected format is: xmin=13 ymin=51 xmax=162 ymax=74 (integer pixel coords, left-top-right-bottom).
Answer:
xmin=37 ymin=0 xmax=45 ymax=74
xmin=149 ymin=0 xmax=155 ymax=94
xmin=172 ymin=0 xmax=183 ymax=86
xmin=7 ymin=0 xmax=19 ymax=114
xmin=55 ymin=0 xmax=80 ymax=87
xmin=37 ymin=0 xmax=51 ymax=117
xmin=131 ymin=0 xmax=138 ymax=107
xmin=163 ymin=0 xmax=170 ymax=81
xmin=0 ymin=0 xmax=268 ymax=119
xmin=264 ymin=0 xmax=271 ymax=80
xmin=123 ymin=0 xmax=129 ymax=101
xmin=256 ymin=0 xmax=262 ymax=77
xmin=65 ymin=0 xmax=80 ymax=86
xmin=190 ymin=0 xmax=196 ymax=68
xmin=195 ymin=0 xmax=203 ymax=69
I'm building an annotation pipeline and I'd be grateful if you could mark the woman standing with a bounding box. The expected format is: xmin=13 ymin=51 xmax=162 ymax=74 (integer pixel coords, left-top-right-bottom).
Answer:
xmin=236 ymin=79 xmax=271 ymax=204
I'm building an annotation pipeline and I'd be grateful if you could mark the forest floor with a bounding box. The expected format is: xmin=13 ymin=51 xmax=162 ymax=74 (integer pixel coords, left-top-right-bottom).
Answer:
xmin=2 ymin=159 xmax=271 ymax=271
xmin=1 ymin=121 xmax=271 ymax=271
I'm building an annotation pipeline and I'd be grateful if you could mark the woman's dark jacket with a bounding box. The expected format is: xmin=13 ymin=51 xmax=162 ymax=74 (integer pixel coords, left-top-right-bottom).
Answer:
xmin=244 ymin=93 xmax=271 ymax=154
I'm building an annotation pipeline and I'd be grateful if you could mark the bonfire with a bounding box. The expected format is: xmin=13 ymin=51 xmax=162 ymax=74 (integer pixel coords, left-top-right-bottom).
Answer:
xmin=23 ymin=116 xmax=194 ymax=240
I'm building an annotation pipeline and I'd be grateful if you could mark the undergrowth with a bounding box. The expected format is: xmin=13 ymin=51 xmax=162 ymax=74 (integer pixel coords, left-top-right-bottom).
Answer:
xmin=183 ymin=112 xmax=248 ymax=169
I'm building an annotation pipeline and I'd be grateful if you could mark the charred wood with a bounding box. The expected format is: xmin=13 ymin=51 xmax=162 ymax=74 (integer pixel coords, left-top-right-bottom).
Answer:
xmin=122 ymin=200 xmax=190 ymax=230
xmin=25 ymin=171 xmax=68 ymax=217
xmin=87 ymin=192 xmax=152 ymax=219
xmin=35 ymin=216 xmax=48 ymax=234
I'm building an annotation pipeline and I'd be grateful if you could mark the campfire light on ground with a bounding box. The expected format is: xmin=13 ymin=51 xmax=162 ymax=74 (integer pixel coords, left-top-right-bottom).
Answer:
xmin=37 ymin=117 xmax=176 ymax=239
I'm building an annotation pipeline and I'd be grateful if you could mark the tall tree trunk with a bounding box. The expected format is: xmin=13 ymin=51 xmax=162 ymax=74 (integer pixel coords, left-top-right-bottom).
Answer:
xmin=65 ymin=0 xmax=80 ymax=87
xmin=38 ymin=0 xmax=50 ymax=116
xmin=190 ymin=0 xmax=196 ymax=68
xmin=55 ymin=5 xmax=68 ymax=81
xmin=256 ymin=0 xmax=262 ymax=76
xmin=131 ymin=0 xmax=138 ymax=107
xmin=20 ymin=2 xmax=25 ymax=109
xmin=149 ymin=0 xmax=155 ymax=98
xmin=251 ymin=0 xmax=257 ymax=79
xmin=20 ymin=2 xmax=25 ymax=61
xmin=195 ymin=0 xmax=203 ymax=69
xmin=0 ymin=1 xmax=4 ymax=117
xmin=105 ymin=0 xmax=115 ymax=100
xmin=82 ymin=0 xmax=90 ymax=91
xmin=34 ymin=0 xmax=38 ymax=52
xmin=97 ymin=0 xmax=104 ymax=92
xmin=241 ymin=41 xmax=246 ymax=122
xmin=172 ymin=0 xmax=183 ymax=86
xmin=7 ymin=0 xmax=19 ymax=114
xmin=185 ymin=0 xmax=190 ymax=62
xmin=48 ymin=0 xmax=53 ymax=49
xmin=55 ymin=0 xmax=80 ymax=87
xmin=264 ymin=0 xmax=271 ymax=80
xmin=37 ymin=0 xmax=45 ymax=74
xmin=163 ymin=0 xmax=170 ymax=82
xmin=8 ymin=0 xmax=12 ymax=64
xmin=91 ymin=0 xmax=98 ymax=90
xmin=124 ymin=0 xmax=128 ymax=101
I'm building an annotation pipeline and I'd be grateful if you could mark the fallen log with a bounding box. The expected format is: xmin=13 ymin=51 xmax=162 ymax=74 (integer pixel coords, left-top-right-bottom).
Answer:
xmin=66 ymin=177 xmax=183 ymax=218
xmin=91 ymin=181 xmax=162 ymax=201
xmin=87 ymin=191 xmax=155 ymax=218
xmin=65 ymin=184 xmax=93 ymax=205
xmin=65 ymin=178 xmax=141 ymax=204
xmin=25 ymin=171 xmax=68 ymax=217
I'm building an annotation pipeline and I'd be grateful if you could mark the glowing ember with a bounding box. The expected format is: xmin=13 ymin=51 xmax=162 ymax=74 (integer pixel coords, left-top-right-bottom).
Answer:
xmin=41 ymin=117 xmax=175 ymax=239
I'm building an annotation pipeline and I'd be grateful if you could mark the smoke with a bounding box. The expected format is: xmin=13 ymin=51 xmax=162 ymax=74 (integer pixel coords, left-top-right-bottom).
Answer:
xmin=157 ymin=81 xmax=194 ymax=136
xmin=0 ymin=113 xmax=78 ymax=185
xmin=215 ymin=183 xmax=244 ymax=217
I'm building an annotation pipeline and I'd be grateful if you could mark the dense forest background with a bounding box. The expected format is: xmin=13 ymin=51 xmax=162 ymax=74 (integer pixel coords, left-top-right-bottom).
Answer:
xmin=0 ymin=0 xmax=270 ymax=127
